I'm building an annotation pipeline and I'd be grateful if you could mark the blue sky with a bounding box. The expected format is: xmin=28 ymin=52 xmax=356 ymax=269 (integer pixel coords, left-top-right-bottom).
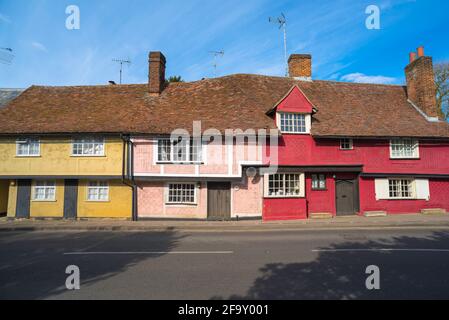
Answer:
xmin=0 ymin=0 xmax=448 ymax=88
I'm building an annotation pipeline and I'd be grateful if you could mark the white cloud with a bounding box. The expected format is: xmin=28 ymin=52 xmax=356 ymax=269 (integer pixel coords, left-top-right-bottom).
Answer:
xmin=31 ymin=41 xmax=48 ymax=52
xmin=340 ymin=72 xmax=397 ymax=84
xmin=0 ymin=13 xmax=11 ymax=24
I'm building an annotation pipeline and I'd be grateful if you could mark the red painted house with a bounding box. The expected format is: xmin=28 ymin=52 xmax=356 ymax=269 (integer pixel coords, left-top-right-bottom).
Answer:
xmin=262 ymin=48 xmax=449 ymax=220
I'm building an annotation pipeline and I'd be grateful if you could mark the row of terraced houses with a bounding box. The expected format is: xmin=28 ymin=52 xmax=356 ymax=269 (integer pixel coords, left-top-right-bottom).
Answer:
xmin=1 ymin=46 xmax=449 ymax=221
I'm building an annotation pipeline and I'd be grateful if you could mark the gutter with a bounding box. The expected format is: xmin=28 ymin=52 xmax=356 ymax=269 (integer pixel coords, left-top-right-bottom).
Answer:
xmin=121 ymin=134 xmax=138 ymax=221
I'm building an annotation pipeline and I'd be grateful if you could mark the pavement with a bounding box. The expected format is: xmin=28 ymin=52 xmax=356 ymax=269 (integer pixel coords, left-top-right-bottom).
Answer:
xmin=1 ymin=214 xmax=449 ymax=232
xmin=1 ymin=228 xmax=449 ymax=299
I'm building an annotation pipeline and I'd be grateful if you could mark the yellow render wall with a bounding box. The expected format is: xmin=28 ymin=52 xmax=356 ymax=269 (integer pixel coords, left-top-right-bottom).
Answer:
xmin=7 ymin=181 xmax=17 ymax=218
xmin=0 ymin=137 xmax=124 ymax=176
xmin=77 ymin=180 xmax=132 ymax=218
xmin=30 ymin=180 xmax=65 ymax=218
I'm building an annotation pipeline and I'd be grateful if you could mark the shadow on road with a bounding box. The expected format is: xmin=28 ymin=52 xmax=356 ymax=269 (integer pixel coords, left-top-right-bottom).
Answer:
xmin=0 ymin=230 xmax=183 ymax=299
xmin=213 ymin=231 xmax=449 ymax=300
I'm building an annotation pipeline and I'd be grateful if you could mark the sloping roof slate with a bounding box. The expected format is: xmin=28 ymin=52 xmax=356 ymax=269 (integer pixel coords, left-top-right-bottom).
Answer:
xmin=0 ymin=74 xmax=448 ymax=138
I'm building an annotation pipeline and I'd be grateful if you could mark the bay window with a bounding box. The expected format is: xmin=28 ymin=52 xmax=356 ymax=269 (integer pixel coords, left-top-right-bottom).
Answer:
xmin=265 ymin=173 xmax=304 ymax=197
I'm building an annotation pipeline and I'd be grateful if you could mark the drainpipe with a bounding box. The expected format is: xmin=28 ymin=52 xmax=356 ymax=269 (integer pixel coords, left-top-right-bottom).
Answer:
xmin=121 ymin=134 xmax=138 ymax=221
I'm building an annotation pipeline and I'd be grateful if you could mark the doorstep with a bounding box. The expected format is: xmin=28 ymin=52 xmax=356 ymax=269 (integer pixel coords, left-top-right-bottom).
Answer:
xmin=309 ymin=212 xmax=333 ymax=219
xmin=421 ymin=208 xmax=447 ymax=216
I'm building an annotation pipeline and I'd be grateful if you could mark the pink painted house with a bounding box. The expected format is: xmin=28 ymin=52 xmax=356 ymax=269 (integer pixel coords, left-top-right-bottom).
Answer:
xmin=131 ymin=48 xmax=449 ymax=221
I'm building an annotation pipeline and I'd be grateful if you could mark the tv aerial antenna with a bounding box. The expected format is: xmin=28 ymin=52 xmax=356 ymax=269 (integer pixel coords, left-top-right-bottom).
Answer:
xmin=0 ymin=47 xmax=15 ymax=65
xmin=209 ymin=50 xmax=224 ymax=78
xmin=269 ymin=13 xmax=288 ymax=76
xmin=112 ymin=58 xmax=131 ymax=84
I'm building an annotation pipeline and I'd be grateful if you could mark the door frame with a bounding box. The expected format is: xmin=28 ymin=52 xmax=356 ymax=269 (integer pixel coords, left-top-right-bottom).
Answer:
xmin=335 ymin=178 xmax=360 ymax=216
xmin=207 ymin=181 xmax=231 ymax=221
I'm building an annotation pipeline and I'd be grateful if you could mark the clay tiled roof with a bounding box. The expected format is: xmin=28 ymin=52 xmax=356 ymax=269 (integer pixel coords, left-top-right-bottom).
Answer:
xmin=0 ymin=74 xmax=448 ymax=138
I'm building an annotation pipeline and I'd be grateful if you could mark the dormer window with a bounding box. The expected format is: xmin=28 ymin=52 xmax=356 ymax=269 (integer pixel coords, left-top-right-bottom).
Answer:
xmin=277 ymin=112 xmax=310 ymax=134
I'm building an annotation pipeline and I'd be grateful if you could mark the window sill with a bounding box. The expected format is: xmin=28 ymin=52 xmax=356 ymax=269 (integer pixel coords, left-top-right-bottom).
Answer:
xmin=31 ymin=200 xmax=57 ymax=203
xmin=86 ymin=200 xmax=110 ymax=203
xmin=312 ymin=188 xmax=328 ymax=192
xmin=280 ymin=132 xmax=309 ymax=135
xmin=165 ymin=203 xmax=198 ymax=207
xmin=71 ymin=155 xmax=106 ymax=158
xmin=156 ymin=162 xmax=204 ymax=165
xmin=264 ymin=196 xmax=304 ymax=199
xmin=390 ymin=157 xmax=420 ymax=160
xmin=16 ymin=155 xmax=41 ymax=158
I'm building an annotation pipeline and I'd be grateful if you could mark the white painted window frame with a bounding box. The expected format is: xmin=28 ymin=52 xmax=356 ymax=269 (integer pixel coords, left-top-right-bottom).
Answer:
xmin=16 ymin=138 xmax=40 ymax=157
xmin=277 ymin=112 xmax=311 ymax=134
xmin=340 ymin=138 xmax=354 ymax=150
xmin=389 ymin=138 xmax=419 ymax=159
xmin=165 ymin=182 xmax=198 ymax=205
xmin=375 ymin=178 xmax=430 ymax=201
xmin=156 ymin=138 xmax=205 ymax=164
xmin=72 ymin=138 xmax=105 ymax=157
xmin=264 ymin=173 xmax=305 ymax=198
xmin=32 ymin=180 xmax=56 ymax=202
xmin=387 ymin=178 xmax=416 ymax=199
xmin=86 ymin=181 xmax=109 ymax=202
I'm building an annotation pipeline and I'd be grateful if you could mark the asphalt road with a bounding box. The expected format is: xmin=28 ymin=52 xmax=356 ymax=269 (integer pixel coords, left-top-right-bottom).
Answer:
xmin=1 ymin=228 xmax=449 ymax=300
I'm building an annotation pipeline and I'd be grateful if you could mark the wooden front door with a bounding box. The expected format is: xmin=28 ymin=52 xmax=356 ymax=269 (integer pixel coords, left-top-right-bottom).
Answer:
xmin=336 ymin=179 xmax=359 ymax=216
xmin=207 ymin=182 xmax=231 ymax=220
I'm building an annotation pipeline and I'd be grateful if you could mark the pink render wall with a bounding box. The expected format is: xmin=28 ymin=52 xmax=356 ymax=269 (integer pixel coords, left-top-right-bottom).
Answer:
xmin=137 ymin=176 xmax=263 ymax=219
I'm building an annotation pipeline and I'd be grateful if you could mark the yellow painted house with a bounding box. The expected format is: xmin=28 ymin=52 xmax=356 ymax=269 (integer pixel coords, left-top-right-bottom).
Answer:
xmin=0 ymin=136 xmax=133 ymax=219
xmin=0 ymin=85 xmax=138 ymax=220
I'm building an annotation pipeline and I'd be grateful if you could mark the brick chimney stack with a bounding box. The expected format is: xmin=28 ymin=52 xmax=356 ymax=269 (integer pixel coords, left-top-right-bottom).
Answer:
xmin=405 ymin=46 xmax=438 ymax=119
xmin=148 ymin=51 xmax=166 ymax=96
xmin=288 ymin=54 xmax=312 ymax=80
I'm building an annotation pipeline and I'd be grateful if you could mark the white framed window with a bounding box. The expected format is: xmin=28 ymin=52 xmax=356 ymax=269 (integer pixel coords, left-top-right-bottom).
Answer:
xmin=157 ymin=138 xmax=203 ymax=164
xmin=390 ymin=139 xmax=419 ymax=159
xmin=33 ymin=180 xmax=56 ymax=201
xmin=265 ymin=173 xmax=305 ymax=198
xmin=166 ymin=183 xmax=197 ymax=204
xmin=375 ymin=178 xmax=429 ymax=200
xmin=388 ymin=179 xmax=414 ymax=199
xmin=312 ymin=174 xmax=327 ymax=190
xmin=87 ymin=181 xmax=109 ymax=201
xmin=72 ymin=138 xmax=105 ymax=156
xmin=278 ymin=113 xmax=307 ymax=133
xmin=340 ymin=138 xmax=353 ymax=150
xmin=16 ymin=138 xmax=40 ymax=156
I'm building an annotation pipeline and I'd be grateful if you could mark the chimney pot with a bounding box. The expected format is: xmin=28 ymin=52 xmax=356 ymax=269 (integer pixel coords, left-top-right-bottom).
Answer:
xmin=148 ymin=51 xmax=166 ymax=95
xmin=288 ymin=54 xmax=312 ymax=80
xmin=405 ymin=46 xmax=438 ymax=119
xmin=409 ymin=52 xmax=417 ymax=63
xmin=417 ymin=46 xmax=425 ymax=57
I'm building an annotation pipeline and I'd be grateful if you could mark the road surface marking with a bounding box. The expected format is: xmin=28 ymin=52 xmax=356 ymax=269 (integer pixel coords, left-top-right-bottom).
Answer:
xmin=64 ymin=251 xmax=234 ymax=255
xmin=312 ymin=248 xmax=449 ymax=253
